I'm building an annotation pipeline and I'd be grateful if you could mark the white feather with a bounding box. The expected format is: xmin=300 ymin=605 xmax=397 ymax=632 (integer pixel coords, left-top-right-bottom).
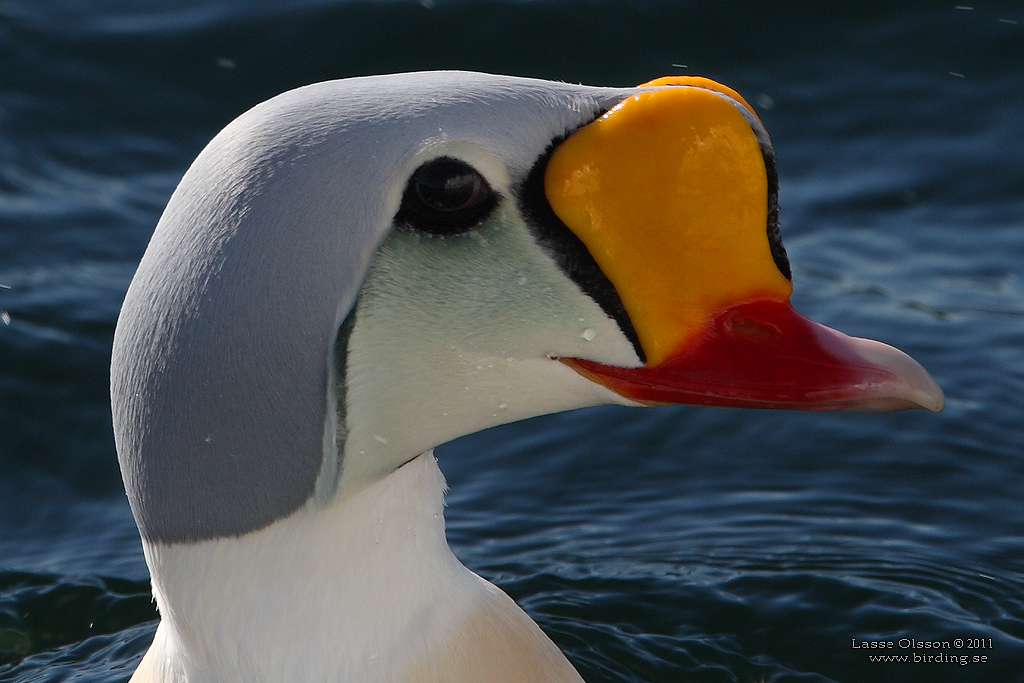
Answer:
xmin=133 ymin=454 xmax=582 ymax=683
xmin=340 ymin=201 xmax=640 ymax=494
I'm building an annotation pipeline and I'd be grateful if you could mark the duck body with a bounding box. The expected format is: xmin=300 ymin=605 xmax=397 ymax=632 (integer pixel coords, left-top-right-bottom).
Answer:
xmin=112 ymin=71 xmax=942 ymax=683
xmin=132 ymin=454 xmax=581 ymax=683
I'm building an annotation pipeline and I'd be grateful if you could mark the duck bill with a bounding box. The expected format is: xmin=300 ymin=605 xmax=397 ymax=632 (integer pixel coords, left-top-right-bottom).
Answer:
xmin=545 ymin=76 xmax=942 ymax=413
xmin=564 ymin=299 xmax=944 ymax=413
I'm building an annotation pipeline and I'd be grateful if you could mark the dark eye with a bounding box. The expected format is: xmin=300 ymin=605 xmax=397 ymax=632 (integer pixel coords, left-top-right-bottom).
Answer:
xmin=395 ymin=157 xmax=499 ymax=235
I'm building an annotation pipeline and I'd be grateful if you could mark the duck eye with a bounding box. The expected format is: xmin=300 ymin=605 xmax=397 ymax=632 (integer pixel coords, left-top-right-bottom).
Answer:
xmin=415 ymin=160 xmax=487 ymax=210
xmin=396 ymin=157 xmax=499 ymax=235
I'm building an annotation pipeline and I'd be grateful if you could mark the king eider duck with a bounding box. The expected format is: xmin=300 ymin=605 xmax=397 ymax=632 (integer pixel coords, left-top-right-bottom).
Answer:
xmin=111 ymin=71 xmax=943 ymax=683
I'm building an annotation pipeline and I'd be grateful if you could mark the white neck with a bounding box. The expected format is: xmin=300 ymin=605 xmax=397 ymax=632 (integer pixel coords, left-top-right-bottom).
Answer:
xmin=133 ymin=453 xmax=583 ymax=683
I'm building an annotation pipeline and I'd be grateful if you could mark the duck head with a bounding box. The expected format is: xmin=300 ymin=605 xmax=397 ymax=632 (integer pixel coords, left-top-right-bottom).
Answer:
xmin=110 ymin=71 xmax=942 ymax=683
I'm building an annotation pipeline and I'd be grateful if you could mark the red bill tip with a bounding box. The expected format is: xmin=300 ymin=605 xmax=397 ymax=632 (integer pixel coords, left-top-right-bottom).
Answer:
xmin=564 ymin=299 xmax=944 ymax=413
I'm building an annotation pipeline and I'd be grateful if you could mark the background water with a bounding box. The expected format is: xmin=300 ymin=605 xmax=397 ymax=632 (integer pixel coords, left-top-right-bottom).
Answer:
xmin=1 ymin=1 xmax=1022 ymax=681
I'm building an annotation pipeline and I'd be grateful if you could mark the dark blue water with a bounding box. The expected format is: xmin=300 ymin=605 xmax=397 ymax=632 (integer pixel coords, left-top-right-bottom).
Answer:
xmin=1 ymin=1 xmax=1023 ymax=681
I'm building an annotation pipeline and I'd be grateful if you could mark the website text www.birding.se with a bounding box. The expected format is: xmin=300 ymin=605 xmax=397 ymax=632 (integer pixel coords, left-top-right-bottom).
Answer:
xmin=852 ymin=637 xmax=993 ymax=667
